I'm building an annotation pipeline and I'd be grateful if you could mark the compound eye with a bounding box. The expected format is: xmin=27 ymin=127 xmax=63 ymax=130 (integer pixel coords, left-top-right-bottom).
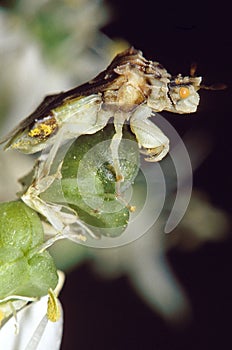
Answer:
xmin=179 ymin=86 xmax=190 ymax=99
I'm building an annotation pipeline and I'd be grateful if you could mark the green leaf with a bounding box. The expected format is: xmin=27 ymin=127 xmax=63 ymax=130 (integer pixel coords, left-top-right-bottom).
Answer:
xmin=15 ymin=251 xmax=59 ymax=298
xmin=41 ymin=125 xmax=140 ymax=237
xmin=0 ymin=201 xmax=58 ymax=299
xmin=0 ymin=201 xmax=44 ymax=252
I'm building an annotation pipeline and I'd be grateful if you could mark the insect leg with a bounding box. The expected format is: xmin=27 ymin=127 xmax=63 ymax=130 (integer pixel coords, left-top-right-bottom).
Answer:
xmin=130 ymin=105 xmax=169 ymax=162
xmin=110 ymin=111 xmax=126 ymax=186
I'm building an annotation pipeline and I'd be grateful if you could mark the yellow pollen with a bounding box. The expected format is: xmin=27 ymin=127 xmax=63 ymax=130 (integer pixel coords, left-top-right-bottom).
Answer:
xmin=47 ymin=289 xmax=60 ymax=322
xmin=28 ymin=119 xmax=57 ymax=139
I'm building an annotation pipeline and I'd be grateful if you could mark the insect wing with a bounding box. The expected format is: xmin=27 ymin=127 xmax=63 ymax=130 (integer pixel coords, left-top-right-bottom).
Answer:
xmin=0 ymin=93 xmax=61 ymax=151
xmin=0 ymin=93 xmax=103 ymax=154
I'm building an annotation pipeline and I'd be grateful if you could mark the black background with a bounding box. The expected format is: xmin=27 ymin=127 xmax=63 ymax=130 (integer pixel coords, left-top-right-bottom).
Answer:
xmin=59 ymin=1 xmax=232 ymax=349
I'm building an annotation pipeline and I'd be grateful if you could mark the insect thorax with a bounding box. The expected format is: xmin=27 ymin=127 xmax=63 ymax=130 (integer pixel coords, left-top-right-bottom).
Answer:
xmin=101 ymin=60 xmax=169 ymax=112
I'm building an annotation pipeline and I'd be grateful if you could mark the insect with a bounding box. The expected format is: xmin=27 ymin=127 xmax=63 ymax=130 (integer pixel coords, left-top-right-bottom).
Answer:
xmin=0 ymin=47 xmax=202 ymax=240
xmin=0 ymin=47 xmax=202 ymax=169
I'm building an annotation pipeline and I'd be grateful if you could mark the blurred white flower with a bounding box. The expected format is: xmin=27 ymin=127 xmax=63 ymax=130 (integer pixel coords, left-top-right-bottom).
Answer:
xmin=89 ymin=224 xmax=192 ymax=323
xmin=167 ymin=190 xmax=229 ymax=251
xmin=0 ymin=152 xmax=33 ymax=201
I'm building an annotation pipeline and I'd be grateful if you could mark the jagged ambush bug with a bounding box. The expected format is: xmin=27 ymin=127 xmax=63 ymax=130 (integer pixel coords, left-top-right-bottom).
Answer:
xmin=0 ymin=47 xmax=204 ymax=240
xmin=0 ymin=47 xmax=202 ymax=165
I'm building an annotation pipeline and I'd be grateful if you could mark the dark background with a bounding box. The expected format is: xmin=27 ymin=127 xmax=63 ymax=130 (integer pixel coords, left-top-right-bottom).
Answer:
xmin=59 ymin=0 xmax=232 ymax=348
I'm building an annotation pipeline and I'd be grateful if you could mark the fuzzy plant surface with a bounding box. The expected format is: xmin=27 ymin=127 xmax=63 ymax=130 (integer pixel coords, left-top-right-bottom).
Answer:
xmin=0 ymin=201 xmax=58 ymax=299
xmin=35 ymin=124 xmax=140 ymax=237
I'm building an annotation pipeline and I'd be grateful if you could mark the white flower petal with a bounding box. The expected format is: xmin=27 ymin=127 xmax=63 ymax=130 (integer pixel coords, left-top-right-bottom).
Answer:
xmin=0 ymin=296 xmax=63 ymax=350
